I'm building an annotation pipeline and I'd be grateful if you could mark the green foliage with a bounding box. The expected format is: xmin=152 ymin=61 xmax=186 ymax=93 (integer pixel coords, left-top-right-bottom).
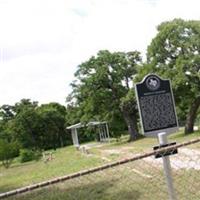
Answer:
xmin=19 ymin=149 xmax=42 ymax=163
xmin=13 ymin=108 xmax=43 ymax=149
xmin=120 ymin=90 xmax=137 ymax=114
xmin=147 ymin=18 xmax=200 ymax=90
xmin=144 ymin=18 xmax=200 ymax=133
xmin=0 ymin=139 xmax=20 ymax=168
xmin=146 ymin=18 xmax=200 ymax=97
xmin=19 ymin=149 xmax=34 ymax=163
xmin=0 ymin=99 xmax=69 ymax=152
xmin=0 ymin=105 xmax=15 ymax=122
xmin=14 ymin=99 xmax=38 ymax=114
xmin=68 ymin=50 xmax=142 ymax=140
xmin=37 ymin=102 xmax=69 ymax=149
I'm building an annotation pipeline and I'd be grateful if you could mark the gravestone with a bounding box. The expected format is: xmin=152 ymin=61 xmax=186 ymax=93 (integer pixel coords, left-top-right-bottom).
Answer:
xmin=135 ymin=74 xmax=179 ymax=137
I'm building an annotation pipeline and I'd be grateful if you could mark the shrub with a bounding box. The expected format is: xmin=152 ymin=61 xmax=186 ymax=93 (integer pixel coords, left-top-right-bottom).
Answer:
xmin=33 ymin=150 xmax=42 ymax=161
xmin=0 ymin=140 xmax=20 ymax=168
xmin=19 ymin=149 xmax=42 ymax=163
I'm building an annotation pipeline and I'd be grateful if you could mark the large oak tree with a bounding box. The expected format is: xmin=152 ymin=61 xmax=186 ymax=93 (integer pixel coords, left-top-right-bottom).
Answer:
xmin=69 ymin=50 xmax=141 ymax=140
xmin=146 ymin=19 xmax=200 ymax=134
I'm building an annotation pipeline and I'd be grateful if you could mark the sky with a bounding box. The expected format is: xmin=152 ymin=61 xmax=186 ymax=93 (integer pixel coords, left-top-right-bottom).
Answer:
xmin=0 ymin=0 xmax=200 ymax=106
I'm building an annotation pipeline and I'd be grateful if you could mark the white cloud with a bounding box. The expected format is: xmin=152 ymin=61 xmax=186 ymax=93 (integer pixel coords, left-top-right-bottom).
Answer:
xmin=0 ymin=0 xmax=200 ymax=106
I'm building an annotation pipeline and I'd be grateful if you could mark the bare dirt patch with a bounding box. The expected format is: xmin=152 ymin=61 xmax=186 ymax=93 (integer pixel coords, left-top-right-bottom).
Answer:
xmin=100 ymin=146 xmax=200 ymax=170
xmin=144 ymin=148 xmax=200 ymax=170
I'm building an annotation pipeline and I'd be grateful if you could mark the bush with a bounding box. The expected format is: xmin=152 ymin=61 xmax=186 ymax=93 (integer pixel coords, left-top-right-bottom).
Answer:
xmin=33 ymin=150 xmax=42 ymax=161
xmin=0 ymin=140 xmax=20 ymax=168
xmin=19 ymin=149 xmax=42 ymax=163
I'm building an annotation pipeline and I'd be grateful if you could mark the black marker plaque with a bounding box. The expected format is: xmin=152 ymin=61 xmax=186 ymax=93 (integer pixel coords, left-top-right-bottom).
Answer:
xmin=135 ymin=74 xmax=178 ymax=136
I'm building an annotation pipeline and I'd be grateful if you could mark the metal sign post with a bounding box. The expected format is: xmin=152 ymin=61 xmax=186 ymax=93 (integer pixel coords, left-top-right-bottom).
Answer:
xmin=135 ymin=74 xmax=179 ymax=200
xmin=158 ymin=132 xmax=176 ymax=200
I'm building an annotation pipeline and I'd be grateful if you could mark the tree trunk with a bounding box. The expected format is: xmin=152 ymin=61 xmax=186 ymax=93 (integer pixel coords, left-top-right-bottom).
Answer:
xmin=122 ymin=109 xmax=139 ymax=141
xmin=60 ymin=135 xmax=64 ymax=147
xmin=184 ymin=96 xmax=200 ymax=134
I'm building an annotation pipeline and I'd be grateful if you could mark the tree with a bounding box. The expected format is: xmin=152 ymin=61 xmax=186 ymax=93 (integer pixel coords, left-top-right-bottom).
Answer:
xmin=120 ymin=90 xmax=139 ymax=139
xmin=14 ymin=99 xmax=38 ymax=114
xmin=68 ymin=50 xmax=142 ymax=140
xmin=37 ymin=103 xmax=69 ymax=149
xmin=0 ymin=99 xmax=69 ymax=151
xmin=0 ymin=139 xmax=19 ymax=168
xmin=0 ymin=104 xmax=15 ymax=138
xmin=146 ymin=19 xmax=200 ymax=134
xmin=0 ymin=100 xmax=41 ymax=150
xmin=2 ymin=99 xmax=43 ymax=149
xmin=12 ymin=107 xmax=43 ymax=149
xmin=0 ymin=105 xmax=15 ymax=122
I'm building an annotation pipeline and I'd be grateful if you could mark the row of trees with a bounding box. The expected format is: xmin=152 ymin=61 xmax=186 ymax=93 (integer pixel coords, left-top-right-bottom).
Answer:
xmin=0 ymin=99 xmax=71 ymax=167
xmin=67 ymin=18 xmax=200 ymax=140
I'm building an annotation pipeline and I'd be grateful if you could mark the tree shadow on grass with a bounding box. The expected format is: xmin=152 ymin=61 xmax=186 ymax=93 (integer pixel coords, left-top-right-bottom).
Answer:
xmin=7 ymin=179 xmax=141 ymax=200
xmin=0 ymin=184 xmax=17 ymax=194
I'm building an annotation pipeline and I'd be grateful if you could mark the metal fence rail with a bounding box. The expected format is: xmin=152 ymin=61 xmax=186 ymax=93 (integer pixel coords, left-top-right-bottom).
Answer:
xmin=1 ymin=138 xmax=200 ymax=199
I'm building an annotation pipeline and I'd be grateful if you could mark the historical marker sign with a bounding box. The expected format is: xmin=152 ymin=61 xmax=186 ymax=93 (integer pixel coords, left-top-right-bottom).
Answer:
xmin=135 ymin=74 xmax=179 ymax=137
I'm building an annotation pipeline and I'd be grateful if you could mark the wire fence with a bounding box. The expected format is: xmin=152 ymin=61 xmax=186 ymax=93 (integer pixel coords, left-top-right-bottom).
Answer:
xmin=1 ymin=138 xmax=200 ymax=200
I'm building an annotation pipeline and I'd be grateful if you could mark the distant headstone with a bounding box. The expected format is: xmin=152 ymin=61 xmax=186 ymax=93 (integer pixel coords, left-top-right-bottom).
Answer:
xmin=135 ymin=74 xmax=179 ymax=137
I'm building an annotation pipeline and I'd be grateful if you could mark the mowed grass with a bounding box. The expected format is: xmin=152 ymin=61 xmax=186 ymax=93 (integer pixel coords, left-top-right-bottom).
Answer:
xmin=6 ymin=161 xmax=168 ymax=200
xmin=6 ymin=154 xmax=200 ymax=200
xmin=1 ymin=129 xmax=200 ymax=199
xmin=0 ymin=146 xmax=103 ymax=193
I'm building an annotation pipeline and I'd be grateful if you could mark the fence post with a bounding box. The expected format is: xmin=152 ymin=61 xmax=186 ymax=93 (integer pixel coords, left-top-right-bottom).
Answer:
xmin=158 ymin=132 xmax=176 ymax=200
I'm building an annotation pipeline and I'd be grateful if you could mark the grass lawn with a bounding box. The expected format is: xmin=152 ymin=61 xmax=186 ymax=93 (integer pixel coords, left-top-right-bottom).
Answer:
xmin=6 ymin=151 xmax=200 ymax=200
xmin=0 ymin=146 xmax=103 ymax=193
xmin=1 ymin=129 xmax=200 ymax=199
